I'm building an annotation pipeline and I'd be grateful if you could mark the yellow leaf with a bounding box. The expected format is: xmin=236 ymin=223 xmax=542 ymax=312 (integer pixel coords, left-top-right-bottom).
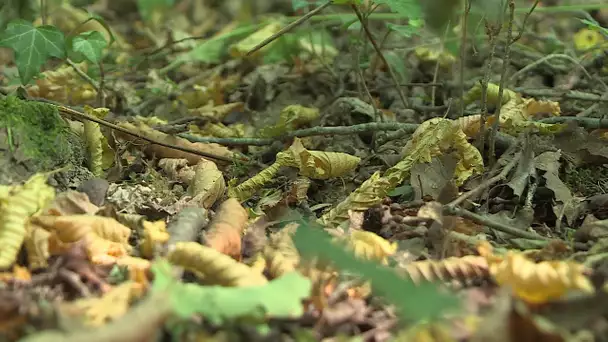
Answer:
xmin=0 ymin=173 xmax=55 ymax=268
xmin=258 ymin=105 xmax=320 ymax=138
xmin=344 ymin=230 xmax=397 ymax=264
xmin=60 ymin=281 xmax=143 ymax=326
xmin=140 ymin=220 xmax=169 ymax=258
xmin=187 ymin=159 xmax=226 ymax=208
xmin=284 ymin=138 xmax=361 ymax=179
xmin=478 ymin=241 xmax=593 ymax=304
xmin=230 ymin=21 xmax=283 ymax=58
xmin=573 ymin=28 xmax=605 ymax=51
xmin=168 ymin=241 xmax=268 ymax=287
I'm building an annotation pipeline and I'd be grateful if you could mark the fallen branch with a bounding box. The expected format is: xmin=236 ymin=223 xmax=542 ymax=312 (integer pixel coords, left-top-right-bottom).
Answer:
xmin=54 ymin=104 xmax=246 ymax=163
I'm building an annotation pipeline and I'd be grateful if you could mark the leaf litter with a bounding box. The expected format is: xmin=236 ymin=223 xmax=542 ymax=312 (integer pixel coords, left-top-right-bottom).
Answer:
xmin=1 ymin=0 xmax=608 ymax=341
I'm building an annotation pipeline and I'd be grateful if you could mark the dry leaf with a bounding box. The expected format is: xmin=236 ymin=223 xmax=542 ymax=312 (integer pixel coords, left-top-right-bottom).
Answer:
xmin=168 ymin=241 xmax=268 ymax=287
xmin=202 ymin=198 xmax=248 ymax=260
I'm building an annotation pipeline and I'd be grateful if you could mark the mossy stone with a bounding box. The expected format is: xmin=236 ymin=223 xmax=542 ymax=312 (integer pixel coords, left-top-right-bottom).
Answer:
xmin=0 ymin=95 xmax=84 ymax=185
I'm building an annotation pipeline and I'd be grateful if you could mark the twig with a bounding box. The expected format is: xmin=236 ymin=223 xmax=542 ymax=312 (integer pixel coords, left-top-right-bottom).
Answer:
xmin=351 ymin=4 xmax=411 ymax=111
xmin=246 ymin=0 xmax=333 ymax=56
xmin=97 ymin=62 xmax=106 ymax=107
xmin=459 ymin=0 xmax=472 ymax=119
xmin=54 ymin=104 xmax=244 ymax=163
xmin=477 ymin=20 xmax=503 ymax=154
xmin=373 ymin=82 xmax=444 ymax=90
xmin=66 ymin=58 xmax=100 ymax=92
xmin=538 ymin=116 xmax=608 ymax=129
xmin=444 ymin=206 xmax=550 ymax=241
xmin=368 ymin=30 xmax=392 ymax=76
xmin=431 ymin=24 xmax=450 ymax=106
xmin=448 ymin=149 xmax=521 ymax=207
xmin=509 ymin=54 xmax=608 ymax=91
xmin=180 ymin=122 xmax=420 ymax=146
xmin=514 ymin=88 xmax=608 ymax=102
xmin=488 ymin=0 xmax=518 ymax=168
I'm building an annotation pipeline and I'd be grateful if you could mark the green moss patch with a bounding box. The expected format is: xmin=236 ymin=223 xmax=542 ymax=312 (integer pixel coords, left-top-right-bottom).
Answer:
xmin=0 ymin=95 xmax=73 ymax=171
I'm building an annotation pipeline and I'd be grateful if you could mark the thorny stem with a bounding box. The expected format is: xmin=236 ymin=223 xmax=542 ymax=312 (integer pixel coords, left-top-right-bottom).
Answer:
xmin=488 ymin=0 xmax=516 ymax=168
xmin=351 ymin=4 xmax=411 ymax=111
xmin=459 ymin=0 xmax=472 ymax=119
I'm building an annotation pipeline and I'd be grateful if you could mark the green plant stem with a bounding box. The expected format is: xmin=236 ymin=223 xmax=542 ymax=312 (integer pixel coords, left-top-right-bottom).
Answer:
xmin=351 ymin=4 xmax=410 ymax=110
xmin=246 ymin=0 xmax=332 ymax=56
xmin=66 ymin=58 xmax=100 ymax=92
xmin=488 ymin=0 xmax=516 ymax=168
xmin=458 ymin=0 xmax=472 ymax=119
xmin=477 ymin=30 xmax=500 ymax=154
xmin=293 ymin=4 xmax=608 ymax=23
xmin=179 ymin=122 xmax=420 ymax=146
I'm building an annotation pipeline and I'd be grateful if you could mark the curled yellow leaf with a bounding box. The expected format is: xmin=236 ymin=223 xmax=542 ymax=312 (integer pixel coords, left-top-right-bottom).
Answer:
xmin=0 ymin=173 xmax=55 ymax=268
xmin=283 ymin=138 xmax=360 ymax=179
xmin=168 ymin=241 xmax=268 ymax=287
xmin=188 ymin=159 xmax=226 ymax=208
xmin=342 ymin=230 xmax=397 ymax=265
xmin=478 ymin=241 xmax=593 ymax=304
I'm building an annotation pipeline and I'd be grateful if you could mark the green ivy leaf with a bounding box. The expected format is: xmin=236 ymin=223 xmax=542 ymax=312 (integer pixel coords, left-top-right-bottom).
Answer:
xmin=386 ymin=23 xmax=418 ymax=38
xmin=333 ymin=0 xmax=362 ymax=4
xmin=71 ymin=31 xmax=107 ymax=63
xmin=0 ymin=20 xmax=65 ymax=84
xmin=375 ymin=0 xmax=422 ymax=21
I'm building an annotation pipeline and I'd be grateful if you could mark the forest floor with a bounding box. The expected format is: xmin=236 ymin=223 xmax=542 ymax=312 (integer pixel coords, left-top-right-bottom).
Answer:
xmin=2 ymin=0 xmax=608 ymax=341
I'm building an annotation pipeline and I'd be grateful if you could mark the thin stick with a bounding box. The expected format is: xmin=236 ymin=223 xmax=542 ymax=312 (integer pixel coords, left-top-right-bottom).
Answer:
xmin=448 ymin=149 xmax=521 ymax=207
xmin=351 ymin=4 xmax=411 ymax=110
xmin=488 ymin=0 xmax=517 ymax=168
xmin=246 ymin=0 xmax=333 ymax=56
xmin=66 ymin=58 xmax=100 ymax=92
xmin=97 ymin=62 xmax=106 ymax=107
xmin=509 ymin=54 xmax=608 ymax=90
xmin=459 ymin=0 xmax=472 ymax=119
xmin=444 ymin=205 xmax=550 ymax=241
xmin=55 ymin=105 xmax=243 ymax=163
xmin=431 ymin=23 xmax=452 ymax=106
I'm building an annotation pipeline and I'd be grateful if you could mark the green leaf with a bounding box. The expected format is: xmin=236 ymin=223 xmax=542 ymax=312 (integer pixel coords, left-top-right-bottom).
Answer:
xmin=580 ymin=18 xmax=608 ymax=38
xmin=375 ymin=0 xmax=422 ymax=20
xmin=333 ymin=0 xmax=362 ymax=4
xmin=137 ymin=0 xmax=174 ymax=22
xmin=291 ymin=214 xmax=460 ymax=322
xmin=386 ymin=23 xmax=418 ymax=38
xmin=383 ymin=51 xmax=408 ymax=83
xmin=151 ymin=260 xmax=311 ymax=325
xmin=71 ymin=31 xmax=107 ymax=64
xmin=0 ymin=20 xmax=65 ymax=84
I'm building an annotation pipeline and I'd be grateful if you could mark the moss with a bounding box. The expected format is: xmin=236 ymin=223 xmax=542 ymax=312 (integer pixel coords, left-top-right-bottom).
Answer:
xmin=0 ymin=96 xmax=73 ymax=170
xmin=563 ymin=165 xmax=608 ymax=197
